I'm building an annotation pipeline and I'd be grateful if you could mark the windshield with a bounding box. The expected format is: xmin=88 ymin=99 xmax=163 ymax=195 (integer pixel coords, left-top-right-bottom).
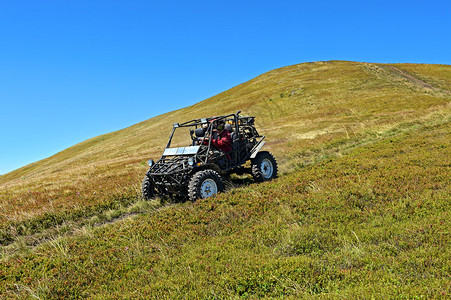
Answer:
xmin=169 ymin=126 xmax=193 ymax=148
xmin=168 ymin=124 xmax=212 ymax=148
xmin=166 ymin=116 xmax=234 ymax=149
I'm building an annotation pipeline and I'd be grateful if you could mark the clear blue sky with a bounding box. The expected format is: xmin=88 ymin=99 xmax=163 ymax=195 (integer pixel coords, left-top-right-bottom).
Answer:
xmin=0 ymin=0 xmax=450 ymax=175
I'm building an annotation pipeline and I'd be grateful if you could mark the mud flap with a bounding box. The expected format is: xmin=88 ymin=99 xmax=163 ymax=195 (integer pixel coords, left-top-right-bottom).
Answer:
xmin=250 ymin=140 xmax=266 ymax=159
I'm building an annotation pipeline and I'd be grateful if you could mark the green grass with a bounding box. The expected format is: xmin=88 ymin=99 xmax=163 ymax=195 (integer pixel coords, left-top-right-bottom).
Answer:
xmin=0 ymin=60 xmax=450 ymax=298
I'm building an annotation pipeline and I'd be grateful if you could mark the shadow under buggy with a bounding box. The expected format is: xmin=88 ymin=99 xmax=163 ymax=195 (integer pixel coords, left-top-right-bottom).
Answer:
xmin=142 ymin=111 xmax=277 ymax=201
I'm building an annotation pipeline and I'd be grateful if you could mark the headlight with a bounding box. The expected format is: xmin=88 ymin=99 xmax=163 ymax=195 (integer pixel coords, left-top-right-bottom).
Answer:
xmin=148 ymin=159 xmax=155 ymax=167
xmin=188 ymin=157 xmax=194 ymax=166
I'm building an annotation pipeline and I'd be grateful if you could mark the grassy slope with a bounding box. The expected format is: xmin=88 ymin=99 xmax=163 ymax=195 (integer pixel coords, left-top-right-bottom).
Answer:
xmin=0 ymin=60 xmax=450 ymax=298
xmin=1 ymin=62 xmax=449 ymax=226
xmin=1 ymin=111 xmax=449 ymax=299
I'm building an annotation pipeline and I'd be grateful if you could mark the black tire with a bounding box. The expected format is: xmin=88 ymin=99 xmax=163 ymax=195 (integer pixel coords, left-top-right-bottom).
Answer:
xmin=142 ymin=175 xmax=156 ymax=200
xmin=188 ymin=169 xmax=225 ymax=201
xmin=251 ymin=151 xmax=278 ymax=182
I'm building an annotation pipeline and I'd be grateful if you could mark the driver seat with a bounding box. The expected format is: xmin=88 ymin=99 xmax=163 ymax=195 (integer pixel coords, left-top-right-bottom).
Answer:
xmin=192 ymin=127 xmax=206 ymax=146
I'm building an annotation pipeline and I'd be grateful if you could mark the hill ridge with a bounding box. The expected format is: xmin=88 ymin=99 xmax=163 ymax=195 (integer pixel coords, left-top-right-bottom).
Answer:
xmin=1 ymin=60 xmax=450 ymax=183
xmin=0 ymin=60 xmax=449 ymax=230
xmin=0 ymin=60 xmax=450 ymax=298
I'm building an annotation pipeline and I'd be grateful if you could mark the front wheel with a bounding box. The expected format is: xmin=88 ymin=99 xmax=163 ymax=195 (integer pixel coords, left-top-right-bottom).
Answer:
xmin=142 ymin=175 xmax=156 ymax=200
xmin=188 ymin=170 xmax=225 ymax=201
xmin=251 ymin=151 xmax=278 ymax=182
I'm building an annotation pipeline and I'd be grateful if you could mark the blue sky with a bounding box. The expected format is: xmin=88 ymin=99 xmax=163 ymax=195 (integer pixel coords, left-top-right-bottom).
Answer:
xmin=0 ymin=0 xmax=450 ymax=175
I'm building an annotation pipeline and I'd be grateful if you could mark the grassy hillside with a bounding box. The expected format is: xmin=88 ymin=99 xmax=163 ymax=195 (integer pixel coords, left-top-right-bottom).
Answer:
xmin=1 ymin=60 xmax=450 ymax=298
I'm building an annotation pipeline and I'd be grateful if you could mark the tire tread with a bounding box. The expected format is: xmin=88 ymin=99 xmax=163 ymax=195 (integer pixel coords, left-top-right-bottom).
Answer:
xmin=251 ymin=151 xmax=278 ymax=182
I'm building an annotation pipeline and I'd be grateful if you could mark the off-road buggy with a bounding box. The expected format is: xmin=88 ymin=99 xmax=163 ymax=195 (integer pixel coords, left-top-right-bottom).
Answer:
xmin=142 ymin=111 xmax=277 ymax=201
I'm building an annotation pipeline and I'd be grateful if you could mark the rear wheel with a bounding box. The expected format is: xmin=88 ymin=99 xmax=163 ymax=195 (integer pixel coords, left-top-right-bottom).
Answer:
xmin=142 ymin=175 xmax=156 ymax=200
xmin=188 ymin=169 xmax=225 ymax=201
xmin=251 ymin=151 xmax=278 ymax=182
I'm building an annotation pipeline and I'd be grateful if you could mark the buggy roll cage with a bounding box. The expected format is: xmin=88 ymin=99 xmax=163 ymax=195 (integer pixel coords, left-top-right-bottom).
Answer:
xmin=159 ymin=111 xmax=266 ymax=168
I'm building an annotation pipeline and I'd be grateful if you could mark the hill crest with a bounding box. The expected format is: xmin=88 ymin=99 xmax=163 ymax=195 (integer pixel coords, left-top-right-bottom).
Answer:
xmin=0 ymin=60 xmax=449 ymax=226
xmin=1 ymin=60 xmax=450 ymax=298
xmin=2 ymin=60 xmax=450 ymax=183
